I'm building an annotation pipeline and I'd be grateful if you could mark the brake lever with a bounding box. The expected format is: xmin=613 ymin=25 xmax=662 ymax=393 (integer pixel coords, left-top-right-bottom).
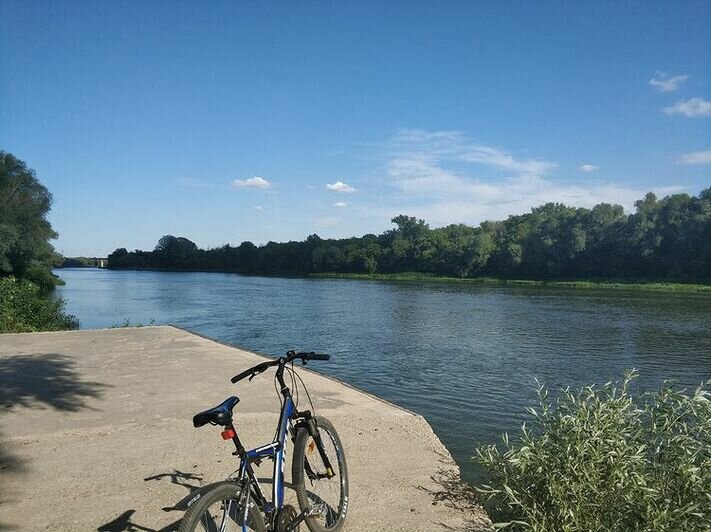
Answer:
xmin=248 ymin=373 xmax=257 ymax=381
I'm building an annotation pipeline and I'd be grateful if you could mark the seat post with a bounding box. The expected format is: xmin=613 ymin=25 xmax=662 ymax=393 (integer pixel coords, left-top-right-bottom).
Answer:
xmin=227 ymin=423 xmax=246 ymax=457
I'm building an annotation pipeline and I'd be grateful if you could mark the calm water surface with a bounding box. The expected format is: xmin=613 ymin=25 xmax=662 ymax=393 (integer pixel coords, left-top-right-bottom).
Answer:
xmin=56 ymin=269 xmax=711 ymax=482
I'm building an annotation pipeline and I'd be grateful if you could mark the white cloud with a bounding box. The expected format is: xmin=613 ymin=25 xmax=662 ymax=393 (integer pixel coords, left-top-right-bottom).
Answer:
xmin=232 ymin=176 xmax=272 ymax=189
xmin=649 ymin=72 xmax=689 ymax=92
xmin=460 ymin=145 xmax=556 ymax=175
xmin=333 ymin=201 xmax=348 ymax=208
xmin=679 ymin=150 xmax=711 ymax=165
xmin=326 ymin=181 xmax=357 ymax=193
xmin=664 ymin=98 xmax=711 ymax=117
xmin=373 ymin=128 xmax=686 ymax=226
xmin=389 ymin=129 xmax=555 ymax=176
xmin=385 ymin=128 xmax=556 ymax=198
xmin=579 ymin=164 xmax=598 ymax=172
xmin=368 ymin=181 xmax=688 ymax=230
xmin=253 ymin=205 xmax=264 ymax=210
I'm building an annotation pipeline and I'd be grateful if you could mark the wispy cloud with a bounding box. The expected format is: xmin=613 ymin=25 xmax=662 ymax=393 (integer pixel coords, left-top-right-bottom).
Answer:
xmin=373 ymin=128 xmax=686 ymax=225
xmin=649 ymin=72 xmax=689 ymax=92
xmin=679 ymin=149 xmax=711 ymax=165
xmin=385 ymin=128 xmax=556 ymax=198
xmin=389 ymin=129 xmax=555 ymax=176
xmin=333 ymin=201 xmax=348 ymax=208
xmin=326 ymin=181 xmax=357 ymax=193
xmin=232 ymin=176 xmax=272 ymax=189
xmin=664 ymin=98 xmax=711 ymax=117
xmin=253 ymin=205 xmax=264 ymax=210
xmin=461 ymin=146 xmax=556 ymax=175
xmin=579 ymin=164 xmax=598 ymax=172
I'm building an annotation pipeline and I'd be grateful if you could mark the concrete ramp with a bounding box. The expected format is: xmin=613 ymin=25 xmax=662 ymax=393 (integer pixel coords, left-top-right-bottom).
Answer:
xmin=0 ymin=326 xmax=490 ymax=531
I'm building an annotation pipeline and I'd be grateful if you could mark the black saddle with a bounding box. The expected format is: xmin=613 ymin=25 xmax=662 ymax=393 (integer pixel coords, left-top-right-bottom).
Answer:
xmin=193 ymin=396 xmax=240 ymax=428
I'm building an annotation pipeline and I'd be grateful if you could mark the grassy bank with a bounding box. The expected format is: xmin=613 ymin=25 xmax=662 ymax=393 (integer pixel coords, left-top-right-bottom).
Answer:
xmin=0 ymin=276 xmax=79 ymax=333
xmin=310 ymin=272 xmax=711 ymax=293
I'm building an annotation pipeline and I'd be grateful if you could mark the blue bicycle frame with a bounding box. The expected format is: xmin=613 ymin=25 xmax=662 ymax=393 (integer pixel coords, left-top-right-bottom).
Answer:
xmin=196 ymin=351 xmax=337 ymax=532
xmin=236 ymin=395 xmax=295 ymax=519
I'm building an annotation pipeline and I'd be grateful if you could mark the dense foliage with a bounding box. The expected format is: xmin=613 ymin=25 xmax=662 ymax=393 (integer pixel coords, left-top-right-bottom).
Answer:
xmin=109 ymin=190 xmax=711 ymax=281
xmin=0 ymin=150 xmax=77 ymax=332
xmin=475 ymin=372 xmax=711 ymax=531
xmin=0 ymin=276 xmax=78 ymax=333
xmin=0 ymin=151 xmax=62 ymax=289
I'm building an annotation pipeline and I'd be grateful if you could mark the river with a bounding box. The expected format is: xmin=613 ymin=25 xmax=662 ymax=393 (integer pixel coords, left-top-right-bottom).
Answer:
xmin=55 ymin=268 xmax=711 ymax=482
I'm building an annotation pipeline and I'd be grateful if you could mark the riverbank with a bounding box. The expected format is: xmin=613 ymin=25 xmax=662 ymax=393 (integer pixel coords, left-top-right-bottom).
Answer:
xmin=310 ymin=272 xmax=711 ymax=293
xmin=0 ymin=326 xmax=491 ymax=531
xmin=95 ymin=267 xmax=711 ymax=293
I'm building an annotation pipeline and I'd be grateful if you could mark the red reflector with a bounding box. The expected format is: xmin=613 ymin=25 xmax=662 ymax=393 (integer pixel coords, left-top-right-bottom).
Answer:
xmin=221 ymin=428 xmax=236 ymax=440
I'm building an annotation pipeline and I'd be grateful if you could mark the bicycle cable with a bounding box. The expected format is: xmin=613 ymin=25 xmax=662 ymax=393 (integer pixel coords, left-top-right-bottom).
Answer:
xmin=290 ymin=360 xmax=299 ymax=409
xmin=292 ymin=367 xmax=316 ymax=417
xmin=272 ymin=371 xmax=283 ymax=443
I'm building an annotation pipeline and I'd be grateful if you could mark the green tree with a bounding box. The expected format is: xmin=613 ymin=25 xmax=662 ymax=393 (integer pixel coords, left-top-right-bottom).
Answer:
xmin=627 ymin=192 xmax=661 ymax=275
xmin=154 ymin=235 xmax=198 ymax=268
xmin=0 ymin=151 xmax=60 ymax=288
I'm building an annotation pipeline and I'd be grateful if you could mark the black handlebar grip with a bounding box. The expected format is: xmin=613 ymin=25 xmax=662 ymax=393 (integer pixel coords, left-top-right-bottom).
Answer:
xmin=231 ymin=360 xmax=275 ymax=383
xmin=307 ymin=353 xmax=330 ymax=361
xmin=231 ymin=368 xmax=253 ymax=383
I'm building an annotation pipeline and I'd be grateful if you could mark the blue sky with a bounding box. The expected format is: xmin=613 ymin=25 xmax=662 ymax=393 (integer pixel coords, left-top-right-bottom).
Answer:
xmin=1 ymin=1 xmax=709 ymax=256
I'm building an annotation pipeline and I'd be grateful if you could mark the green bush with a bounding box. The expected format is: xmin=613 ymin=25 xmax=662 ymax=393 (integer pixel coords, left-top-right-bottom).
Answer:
xmin=0 ymin=276 xmax=79 ymax=333
xmin=475 ymin=371 xmax=711 ymax=531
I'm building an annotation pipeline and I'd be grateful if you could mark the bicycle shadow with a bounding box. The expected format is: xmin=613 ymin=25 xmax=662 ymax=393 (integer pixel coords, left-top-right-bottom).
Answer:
xmin=0 ymin=352 xmax=109 ymax=530
xmin=97 ymin=469 xmax=203 ymax=531
xmin=96 ymin=510 xmax=181 ymax=532
xmin=145 ymin=469 xmax=205 ymax=512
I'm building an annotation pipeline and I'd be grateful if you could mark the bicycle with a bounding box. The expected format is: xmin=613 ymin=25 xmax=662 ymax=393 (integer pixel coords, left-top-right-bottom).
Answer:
xmin=178 ymin=350 xmax=349 ymax=532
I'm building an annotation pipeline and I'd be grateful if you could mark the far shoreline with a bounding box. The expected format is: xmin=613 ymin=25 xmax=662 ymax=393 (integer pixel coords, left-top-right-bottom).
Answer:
xmin=309 ymin=272 xmax=711 ymax=293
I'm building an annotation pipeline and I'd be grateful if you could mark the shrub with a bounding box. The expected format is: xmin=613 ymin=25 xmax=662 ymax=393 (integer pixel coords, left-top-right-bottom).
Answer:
xmin=475 ymin=371 xmax=711 ymax=531
xmin=0 ymin=276 xmax=79 ymax=333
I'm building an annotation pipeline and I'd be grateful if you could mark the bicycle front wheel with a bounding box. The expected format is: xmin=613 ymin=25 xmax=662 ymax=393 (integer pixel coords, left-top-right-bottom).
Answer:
xmin=178 ymin=481 xmax=266 ymax=532
xmin=292 ymin=416 xmax=349 ymax=532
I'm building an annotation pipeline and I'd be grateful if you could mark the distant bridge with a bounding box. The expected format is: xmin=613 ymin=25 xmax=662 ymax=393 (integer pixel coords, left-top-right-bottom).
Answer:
xmin=61 ymin=257 xmax=109 ymax=268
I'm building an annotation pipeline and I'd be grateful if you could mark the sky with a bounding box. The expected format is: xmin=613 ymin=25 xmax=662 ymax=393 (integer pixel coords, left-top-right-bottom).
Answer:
xmin=1 ymin=1 xmax=709 ymax=257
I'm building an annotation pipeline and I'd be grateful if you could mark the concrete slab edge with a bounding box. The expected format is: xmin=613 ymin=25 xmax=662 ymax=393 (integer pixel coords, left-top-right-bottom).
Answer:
xmin=166 ymin=324 xmax=423 ymax=418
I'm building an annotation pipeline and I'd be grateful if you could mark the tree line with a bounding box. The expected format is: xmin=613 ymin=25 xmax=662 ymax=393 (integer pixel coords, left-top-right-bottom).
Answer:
xmin=109 ymin=189 xmax=711 ymax=281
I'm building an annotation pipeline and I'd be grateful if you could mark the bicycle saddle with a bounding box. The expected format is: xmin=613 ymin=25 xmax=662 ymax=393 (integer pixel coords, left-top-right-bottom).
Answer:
xmin=193 ymin=396 xmax=240 ymax=428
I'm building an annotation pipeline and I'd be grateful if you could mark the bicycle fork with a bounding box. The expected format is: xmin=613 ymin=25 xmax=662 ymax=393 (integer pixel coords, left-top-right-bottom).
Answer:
xmin=300 ymin=414 xmax=336 ymax=480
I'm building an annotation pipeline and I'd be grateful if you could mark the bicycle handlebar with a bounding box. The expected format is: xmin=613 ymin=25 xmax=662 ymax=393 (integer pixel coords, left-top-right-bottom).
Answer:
xmin=231 ymin=361 xmax=274 ymax=383
xmin=304 ymin=353 xmax=330 ymax=361
xmin=230 ymin=351 xmax=330 ymax=383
